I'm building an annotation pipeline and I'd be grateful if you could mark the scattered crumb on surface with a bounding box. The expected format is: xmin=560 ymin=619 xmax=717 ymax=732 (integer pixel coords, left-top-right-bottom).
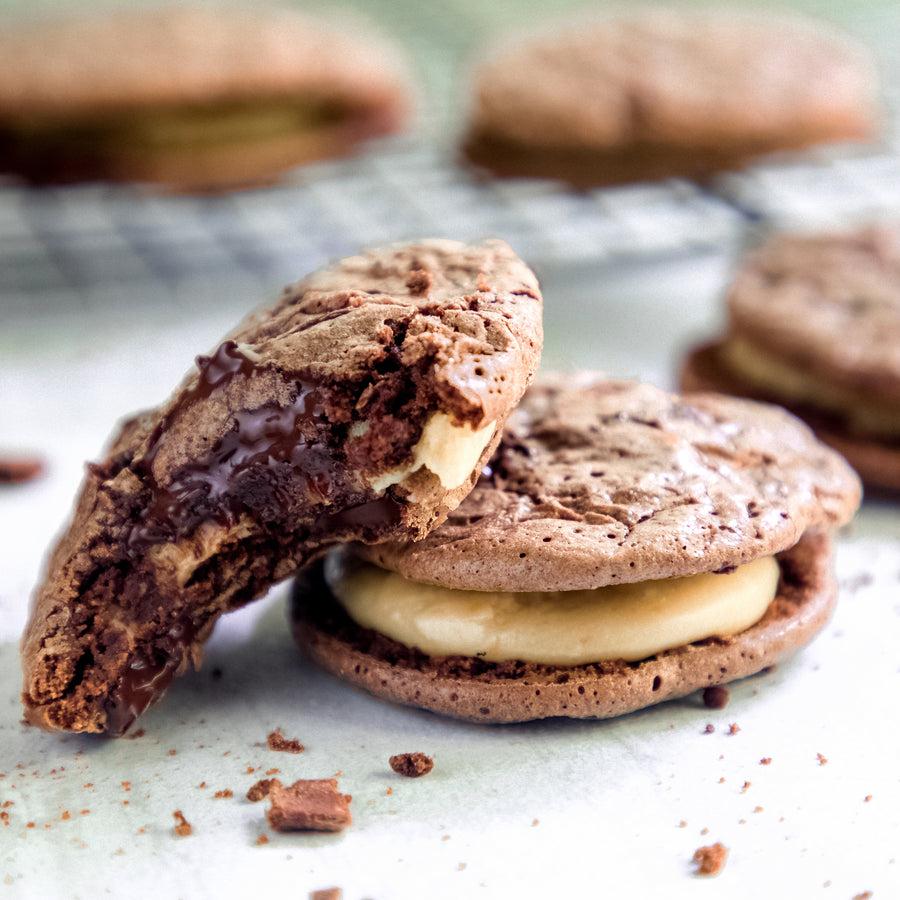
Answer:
xmin=265 ymin=768 xmax=280 ymax=776
xmin=167 ymin=749 xmax=177 ymax=757
xmin=266 ymin=779 xmax=351 ymax=833
xmin=198 ymin=782 xmax=207 ymax=790
xmin=389 ymin=752 xmax=434 ymax=778
xmin=728 ymin=723 xmax=741 ymax=736
xmin=1 ymin=812 xmax=10 ymax=827
xmin=213 ymin=789 xmax=233 ymax=799
xmin=247 ymin=779 xmax=282 ymax=803
xmin=385 ymin=787 xmax=393 ymax=796
xmin=0 ymin=455 xmax=44 ymax=484
xmin=760 ymin=757 xmax=772 ymax=766
xmin=693 ymin=843 xmax=728 ymax=876
xmin=79 ymin=810 xmax=90 ymax=816
xmin=864 ymin=795 xmax=873 ymax=803
xmin=531 ymin=818 xmax=539 ymax=827
xmin=853 ymin=892 xmax=873 ymax=900
xmin=817 ymin=753 xmax=828 ymax=766
xmin=457 ymin=863 xmax=467 ymax=872
xmin=441 ymin=834 xmax=450 ymax=842
xmin=245 ymin=766 xmax=256 ymax=775
xmin=741 ymin=781 xmax=751 ymax=794
xmin=753 ymin=806 xmax=764 ymax=814
xmin=309 ymin=889 xmax=342 ymax=900
xmin=700 ymin=827 xmax=709 ymax=836
xmin=255 ymin=834 xmax=269 ymax=846
xmin=130 ymin=729 xmax=145 ymax=739
xmin=678 ymin=820 xmax=688 ymax=829
xmin=172 ymin=811 xmax=192 ymax=837
xmin=702 ymin=686 xmax=729 ymax=709
xmin=267 ymin=729 xmax=305 ymax=754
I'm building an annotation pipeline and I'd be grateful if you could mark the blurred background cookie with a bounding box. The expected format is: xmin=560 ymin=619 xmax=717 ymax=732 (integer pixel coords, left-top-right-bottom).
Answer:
xmin=0 ymin=5 xmax=412 ymax=192
xmin=681 ymin=226 xmax=900 ymax=492
xmin=463 ymin=9 xmax=879 ymax=187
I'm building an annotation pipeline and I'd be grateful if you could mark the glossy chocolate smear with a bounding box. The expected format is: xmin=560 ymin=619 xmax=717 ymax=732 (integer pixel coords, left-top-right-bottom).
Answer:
xmin=128 ymin=341 xmax=336 ymax=551
xmin=104 ymin=618 xmax=197 ymax=736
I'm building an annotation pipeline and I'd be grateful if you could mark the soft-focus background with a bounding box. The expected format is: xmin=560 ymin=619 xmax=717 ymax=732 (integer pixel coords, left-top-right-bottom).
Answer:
xmin=2 ymin=2 xmax=900 ymax=899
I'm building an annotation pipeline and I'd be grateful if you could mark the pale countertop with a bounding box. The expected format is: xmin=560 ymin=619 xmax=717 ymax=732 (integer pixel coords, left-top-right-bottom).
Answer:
xmin=2 ymin=250 xmax=899 ymax=899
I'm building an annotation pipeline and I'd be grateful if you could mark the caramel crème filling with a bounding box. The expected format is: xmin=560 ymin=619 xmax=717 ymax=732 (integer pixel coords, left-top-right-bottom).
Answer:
xmin=324 ymin=549 xmax=780 ymax=666
xmin=722 ymin=336 xmax=900 ymax=439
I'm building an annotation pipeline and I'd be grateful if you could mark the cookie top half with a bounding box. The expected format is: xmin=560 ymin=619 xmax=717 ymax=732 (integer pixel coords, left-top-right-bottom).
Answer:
xmin=0 ymin=6 xmax=409 ymax=123
xmin=469 ymin=10 xmax=876 ymax=152
xmin=360 ymin=376 xmax=860 ymax=591
xmin=727 ymin=226 xmax=900 ymax=402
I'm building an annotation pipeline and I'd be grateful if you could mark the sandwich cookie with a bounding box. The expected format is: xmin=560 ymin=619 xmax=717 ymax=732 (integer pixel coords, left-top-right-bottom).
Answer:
xmin=292 ymin=377 xmax=860 ymax=722
xmin=463 ymin=10 xmax=877 ymax=187
xmin=21 ymin=239 xmax=542 ymax=734
xmin=0 ymin=6 xmax=411 ymax=191
xmin=682 ymin=226 xmax=900 ymax=492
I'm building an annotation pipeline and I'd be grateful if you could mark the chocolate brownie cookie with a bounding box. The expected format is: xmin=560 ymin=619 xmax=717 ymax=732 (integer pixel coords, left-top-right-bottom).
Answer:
xmin=292 ymin=376 xmax=859 ymax=722
xmin=0 ymin=6 xmax=410 ymax=191
xmin=21 ymin=239 xmax=542 ymax=734
xmin=463 ymin=10 xmax=877 ymax=187
xmin=681 ymin=226 xmax=900 ymax=492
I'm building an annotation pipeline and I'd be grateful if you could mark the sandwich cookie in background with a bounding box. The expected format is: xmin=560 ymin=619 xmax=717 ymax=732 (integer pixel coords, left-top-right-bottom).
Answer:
xmin=21 ymin=239 xmax=542 ymax=735
xmin=463 ymin=9 xmax=878 ymax=187
xmin=292 ymin=376 xmax=860 ymax=722
xmin=0 ymin=5 xmax=411 ymax=191
xmin=682 ymin=226 xmax=900 ymax=493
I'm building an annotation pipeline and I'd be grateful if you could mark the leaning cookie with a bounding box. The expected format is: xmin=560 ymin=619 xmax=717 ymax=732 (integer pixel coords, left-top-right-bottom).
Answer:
xmin=463 ymin=9 xmax=877 ymax=187
xmin=0 ymin=6 xmax=410 ymax=191
xmin=21 ymin=239 xmax=542 ymax=734
xmin=681 ymin=226 xmax=900 ymax=493
xmin=292 ymin=376 xmax=860 ymax=723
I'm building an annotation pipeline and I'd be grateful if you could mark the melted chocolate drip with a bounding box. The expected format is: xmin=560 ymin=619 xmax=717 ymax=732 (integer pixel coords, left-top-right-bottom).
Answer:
xmin=104 ymin=618 xmax=197 ymax=736
xmin=128 ymin=341 xmax=335 ymax=551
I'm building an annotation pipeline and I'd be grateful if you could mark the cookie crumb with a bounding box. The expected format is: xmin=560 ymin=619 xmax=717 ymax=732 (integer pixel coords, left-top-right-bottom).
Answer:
xmin=693 ymin=842 xmax=728 ymax=876
xmin=385 ymin=787 xmax=393 ymax=796
xmin=741 ymin=781 xmax=751 ymax=793
xmin=0 ymin=455 xmax=44 ymax=484
xmin=129 ymin=728 xmax=145 ymax=739
xmin=198 ymin=782 xmax=207 ymax=790
xmin=264 ymin=768 xmax=280 ymax=776
xmin=853 ymin=892 xmax=872 ymax=899
xmin=678 ymin=820 xmax=688 ymax=828
xmin=817 ymin=753 xmax=828 ymax=766
xmin=864 ymin=795 xmax=873 ymax=803
xmin=213 ymin=789 xmax=233 ymax=799
xmin=531 ymin=818 xmax=539 ymax=827
xmin=702 ymin=686 xmax=730 ymax=709
xmin=728 ymin=723 xmax=741 ymax=735
xmin=760 ymin=757 xmax=772 ymax=766
xmin=247 ymin=778 xmax=282 ymax=803
xmin=389 ymin=752 xmax=434 ymax=778
xmin=172 ymin=810 xmax=192 ymax=837
xmin=255 ymin=834 xmax=269 ymax=846
xmin=405 ymin=269 xmax=433 ymax=296
xmin=753 ymin=806 xmax=764 ymax=813
xmin=700 ymin=827 xmax=709 ymax=836
xmin=267 ymin=729 xmax=304 ymax=754
xmin=703 ymin=724 xmax=715 ymax=734
xmin=310 ymin=889 xmax=341 ymax=900
xmin=457 ymin=863 xmax=467 ymax=872
xmin=266 ymin=779 xmax=351 ymax=832
xmin=167 ymin=749 xmax=177 ymax=757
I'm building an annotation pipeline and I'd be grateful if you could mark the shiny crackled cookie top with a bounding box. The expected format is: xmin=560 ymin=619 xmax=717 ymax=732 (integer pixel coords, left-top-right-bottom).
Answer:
xmin=359 ymin=375 xmax=861 ymax=592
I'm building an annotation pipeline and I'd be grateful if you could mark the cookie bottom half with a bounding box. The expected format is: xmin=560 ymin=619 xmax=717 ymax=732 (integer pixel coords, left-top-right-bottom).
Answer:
xmin=681 ymin=341 xmax=900 ymax=493
xmin=290 ymin=531 xmax=833 ymax=723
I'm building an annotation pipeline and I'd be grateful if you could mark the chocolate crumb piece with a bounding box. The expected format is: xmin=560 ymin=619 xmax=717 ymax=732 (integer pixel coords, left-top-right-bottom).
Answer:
xmin=853 ymin=892 xmax=873 ymax=900
xmin=266 ymin=779 xmax=352 ymax=832
xmin=247 ymin=778 xmax=282 ymax=803
xmin=385 ymin=787 xmax=393 ymax=796
xmin=864 ymin=794 xmax=873 ymax=803
xmin=693 ymin=842 xmax=728 ymax=876
xmin=0 ymin=812 xmax=9 ymax=827
xmin=213 ymin=789 xmax=233 ymax=799
xmin=702 ymin=686 xmax=730 ymax=709
xmin=265 ymin=768 xmax=280 ymax=776
xmin=760 ymin=757 xmax=772 ymax=766
xmin=678 ymin=820 xmax=688 ymax=828
xmin=457 ymin=863 xmax=467 ymax=872
xmin=129 ymin=729 xmax=146 ymax=739
xmin=167 ymin=749 xmax=177 ymax=756
xmin=700 ymin=827 xmax=709 ymax=836
xmin=172 ymin=810 xmax=192 ymax=837
xmin=389 ymin=752 xmax=434 ymax=778
xmin=198 ymin=782 xmax=207 ymax=790
xmin=728 ymin=723 xmax=741 ymax=735
xmin=753 ymin=806 xmax=764 ymax=813
xmin=0 ymin=455 xmax=44 ymax=485
xmin=256 ymin=834 xmax=269 ymax=846
xmin=741 ymin=781 xmax=751 ymax=793
xmin=817 ymin=752 xmax=828 ymax=766
xmin=310 ymin=890 xmax=342 ymax=900
xmin=405 ymin=268 xmax=433 ymax=296
xmin=267 ymin=729 xmax=305 ymax=754
xmin=703 ymin=724 xmax=715 ymax=734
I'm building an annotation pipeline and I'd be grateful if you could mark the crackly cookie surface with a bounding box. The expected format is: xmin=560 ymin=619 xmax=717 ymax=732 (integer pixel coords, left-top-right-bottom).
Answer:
xmin=0 ymin=5 xmax=411 ymax=188
xmin=359 ymin=376 xmax=860 ymax=591
xmin=21 ymin=239 xmax=542 ymax=735
xmin=464 ymin=10 xmax=876 ymax=184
